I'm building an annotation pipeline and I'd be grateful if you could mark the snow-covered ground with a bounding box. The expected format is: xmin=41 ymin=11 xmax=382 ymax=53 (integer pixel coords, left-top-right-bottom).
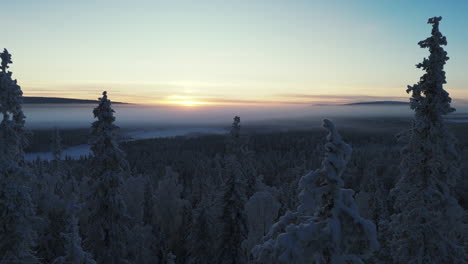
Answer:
xmin=25 ymin=127 xmax=227 ymax=161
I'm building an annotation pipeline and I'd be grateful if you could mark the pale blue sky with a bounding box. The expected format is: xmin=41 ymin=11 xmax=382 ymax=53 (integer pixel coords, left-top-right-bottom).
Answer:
xmin=3 ymin=0 xmax=468 ymax=105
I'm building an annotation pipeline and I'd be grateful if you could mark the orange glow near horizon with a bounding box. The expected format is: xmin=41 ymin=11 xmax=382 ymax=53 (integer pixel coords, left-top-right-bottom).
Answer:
xmin=21 ymin=87 xmax=468 ymax=108
xmin=165 ymin=100 xmax=210 ymax=107
xmin=5 ymin=1 xmax=468 ymax=110
xmin=157 ymin=95 xmax=211 ymax=107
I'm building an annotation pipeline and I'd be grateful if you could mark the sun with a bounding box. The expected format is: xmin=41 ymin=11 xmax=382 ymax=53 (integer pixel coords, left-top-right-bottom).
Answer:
xmin=178 ymin=100 xmax=204 ymax=107
xmin=161 ymin=95 xmax=211 ymax=107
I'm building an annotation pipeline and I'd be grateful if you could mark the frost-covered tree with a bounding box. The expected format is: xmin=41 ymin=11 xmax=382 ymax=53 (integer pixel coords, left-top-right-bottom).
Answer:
xmin=53 ymin=201 xmax=96 ymax=264
xmin=51 ymin=128 xmax=63 ymax=162
xmin=217 ymin=160 xmax=248 ymax=264
xmin=153 ymin=167 xmax=190 ymax=255
xmin=355 ymin=165 xmax=392 ymax=264
xmin=122 ymin=175 xmax=146 ymax=224
xmin=242 ymin=191 xmax=280 ymax=262
xmin=143 ymin=178 xmax=154 ymax=226
xmin=253 ymin=119 xmax=379 ymax=264
xmin=126 ymin=224 xmax=157 ymax=264
xmin=355 ymin=164 xmax=390 ymax=225
xmin=187 ymin=198 xmax=215 ymax=264
xmin=226 ymin=116 xmax=257 ymax=197
xmin=226 ymin=116 xmax=242 ymax=155
xmin=166 ymin=252 xmax=176 ymax=264
xmin=216 ymin=117 xmax=249 ymax=264
xmin=389 ymin=17 xmax=466 ymax=264
xmin=0 ymin=48 xmax=39 ymax=264
xmin=34 ymin=167 xmax=67 ymax=263
xmin=85 ymin=91 xmax=130 ymax=264
xmin=89 ymin=91 xmax=129 ymax=173
xmin=191 ymin=163 xmax=217 ymax=206
xmin=0 ymin=49 xmax=27 ymax=162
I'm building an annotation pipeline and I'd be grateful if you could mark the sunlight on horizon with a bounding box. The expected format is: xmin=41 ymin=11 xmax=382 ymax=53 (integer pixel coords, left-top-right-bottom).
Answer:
xmin=4 ymin=1 xmax=468 ymax=105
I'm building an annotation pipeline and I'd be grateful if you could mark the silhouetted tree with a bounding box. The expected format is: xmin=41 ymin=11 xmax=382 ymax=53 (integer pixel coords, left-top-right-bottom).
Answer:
xmin=85 ymin=91 xmax=131 ymax=264
xmin=0 ymin=48 xmax=39 ymax=264
xmin=216 ymin=117 xmax=249 ymax=264
xmin=390 ymin=17 xmax=466 ymax=264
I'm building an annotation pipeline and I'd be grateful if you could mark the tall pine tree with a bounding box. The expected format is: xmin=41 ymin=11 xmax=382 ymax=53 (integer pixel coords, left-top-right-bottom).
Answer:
xmin=216 ymin=116 xmax=248 ymax=264
xmin=51 ymin=128 xmax=63 ymax=162
xmin=85 ymin=91 xmax=131 ymax=264
xmin=389 ymin=17 xmax=466 ymax=264
xmin=0 ymin=48 xmax=39 ymax=264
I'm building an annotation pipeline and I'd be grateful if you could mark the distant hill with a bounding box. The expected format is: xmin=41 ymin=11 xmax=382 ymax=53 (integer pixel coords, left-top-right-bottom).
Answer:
xmin=23 ymin=97 xmax=127 ymax=104
xmin=345 ymin=101 xmax=408 ymax=106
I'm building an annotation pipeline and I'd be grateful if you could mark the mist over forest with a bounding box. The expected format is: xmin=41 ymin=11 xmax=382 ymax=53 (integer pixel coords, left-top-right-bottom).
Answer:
xmin=0 ymin=8 xmax=467 ymax=264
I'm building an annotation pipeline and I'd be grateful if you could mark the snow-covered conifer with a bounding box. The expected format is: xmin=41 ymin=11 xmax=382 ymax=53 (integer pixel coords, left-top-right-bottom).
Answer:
xmin=0 ymin=48 xmax=39 ymax=264
xmin=217 ymin=155 xmax=247 ymax=264
xmin=227 ymin=116 xmax=257 ymax=197
xmin=51 ymin=128 xmax=63 ymax=162
xmin=126 ymin=224 xmax=157 ymax=264
xmin=53 ymin=200 xmax=96 ymax=264
xmin=226 ymin=116 xmax=241 ymax=155
xmin=153 ymin=167 xmax=190 ymax=254
xmin=253 ymin=119 xmax=379 ymax=264
xmin=389 ymin=17 xmax=466 ymax=263
xmin=34 ymin=167 xmax=67 ymax=262
xmin=85 ymin=91 xmax=131 ymax=264
xmin=216 ymin=116 xmax=250 ymax=264
xmin=143 ymin=178 xmax=154 ymax=226
xmin=89 ymin=91 xmax=129 ymax=173
xmin=122 ymin=175 xmax=146 ymax=224
xmin=187 ymin=197 xmax=215 ymax=264
xmin=242 ymin=191 xmax=280 ymax=261
xmin=0 ymin=48 xmax=27 ymax=162
xmin=166 ymin=252 xmax=176 ymax=264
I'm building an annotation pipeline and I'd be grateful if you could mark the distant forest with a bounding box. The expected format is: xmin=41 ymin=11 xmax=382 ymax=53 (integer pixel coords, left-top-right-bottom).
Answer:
xmin=0 ymin=16 xmax=466 ymax=264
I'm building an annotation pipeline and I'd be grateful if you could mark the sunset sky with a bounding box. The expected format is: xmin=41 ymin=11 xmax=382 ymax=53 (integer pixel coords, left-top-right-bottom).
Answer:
xmin=3 ymin=0 xmax=468 ymax=106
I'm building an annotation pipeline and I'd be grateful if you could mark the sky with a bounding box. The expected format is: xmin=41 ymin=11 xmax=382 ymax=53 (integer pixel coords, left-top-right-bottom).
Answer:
xmin=3 ymin=0 xmax=468 ymax=106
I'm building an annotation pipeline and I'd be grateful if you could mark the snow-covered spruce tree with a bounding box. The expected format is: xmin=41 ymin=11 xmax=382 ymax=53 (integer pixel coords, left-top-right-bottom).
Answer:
xmin=217 ymin=155 xmax=248 ymax=264
xmin=355 ymin=164 xmax=392 ymax=264
xmin=51 ymin=128 xmax=63 ymax=162
xmin=0 ymin=49 xmax=40 ymax=264
xmin=242 ymin=191 xmax=280 ymax=262
xmin=34 ymin=165 xmax=67 ymax=263
xmin=225 ymin=116 xmax=257 ymax=197
xmin=85 ymin=91 xmax=131 ymax=264
xmin=53 ymin=200 xmax=96 ymax=264
xmin=49 ymin=128 xmax=69 ymax=201
xmin=153 ymin=167 xmax=190 ymax=256
xmin=166 ymin=252 xmax=176 ymax=264
xmin=126 ymin=224 xmax=157 ymax=264
xmin=0 ymin=49 xmax=28 ymax=162
xmin=121 ymin=175 xmax=159 ymax=262
xmin=187 ymin=197 xmax=215 ymax=264
xmin=89 ymin=91 xmax=129 ymax=173
xmin=215 ymin=116 xmax=250 ymax=264
xmin=389 ymin=17 xmax=466 ymax=264
xmin=175 ymin=202 xmax=192 ymax=264
xmin=226 ymin=116 xmax=242 ymax=155
xmin=253 ymin=119 xmax=379 ymax=264
xmin=143 ymin=178 xmax=154 ymax=226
